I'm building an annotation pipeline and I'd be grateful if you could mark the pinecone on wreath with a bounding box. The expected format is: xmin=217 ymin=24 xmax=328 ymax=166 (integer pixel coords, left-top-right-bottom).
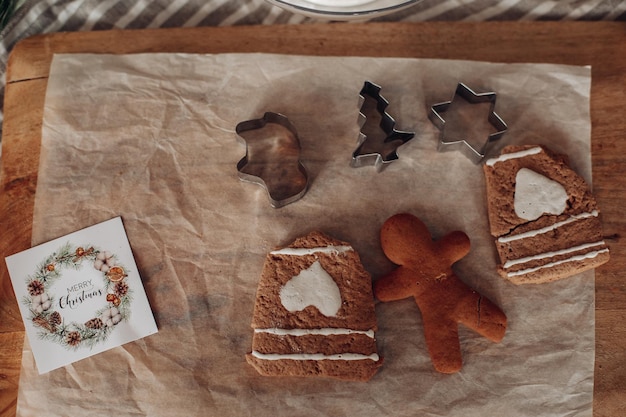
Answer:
xmin=27 ymin=279 xmax=45 ymax=296
xmin=49 ymin=311 xmax=62 ymax=326
xmin=114 ymin=281 xmax=129 ymax=297
xmin=85 ymin=318 xmax=104 ymax=330
xmin=65 ymin=331 xmax=81 ymax=347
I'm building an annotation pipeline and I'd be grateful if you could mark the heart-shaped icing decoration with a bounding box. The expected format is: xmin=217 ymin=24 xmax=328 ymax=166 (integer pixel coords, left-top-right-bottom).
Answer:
xmin=514 ymin=168 xmax=568 ymax=220
xmin=279 ymin=260 xmax=341 ymax=317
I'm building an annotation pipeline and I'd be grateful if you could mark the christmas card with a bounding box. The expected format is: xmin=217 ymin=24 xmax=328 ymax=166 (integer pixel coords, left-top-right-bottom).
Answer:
xmin=5 ymin=217 xmax=158 ymax=374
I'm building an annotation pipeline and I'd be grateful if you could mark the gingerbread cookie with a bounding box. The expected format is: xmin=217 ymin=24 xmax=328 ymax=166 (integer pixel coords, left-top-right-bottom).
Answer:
xmin=246 ymin=231 xmax=382 ymax=381
xmin=483 ymin=145 xmax=610 ymax=284
xmin=374 ymin=213 xmax=506 ymax=374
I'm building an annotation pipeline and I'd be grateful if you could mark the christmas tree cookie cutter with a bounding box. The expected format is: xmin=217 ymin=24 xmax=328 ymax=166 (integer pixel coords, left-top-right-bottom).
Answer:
xmin=351 ymin=81 xmax=415 ymax=171
xmin=235 ymin=112 xmax=309 ymax=208
xmin=429 ymin=82 xmax=508 ymax=164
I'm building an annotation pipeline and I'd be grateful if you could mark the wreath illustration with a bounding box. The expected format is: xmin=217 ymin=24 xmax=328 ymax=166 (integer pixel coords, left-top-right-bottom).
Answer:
xmin=23 ymin=242 xmax=133 ymax=350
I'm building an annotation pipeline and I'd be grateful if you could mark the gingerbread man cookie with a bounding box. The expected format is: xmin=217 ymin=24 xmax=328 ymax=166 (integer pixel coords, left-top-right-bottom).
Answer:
xmin=374 ymin=213 xmax=507 ymax=374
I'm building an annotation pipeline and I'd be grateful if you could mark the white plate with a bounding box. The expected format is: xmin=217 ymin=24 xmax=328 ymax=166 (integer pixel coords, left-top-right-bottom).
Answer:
xmin=266 ymin=0 xmax=422 ymax=20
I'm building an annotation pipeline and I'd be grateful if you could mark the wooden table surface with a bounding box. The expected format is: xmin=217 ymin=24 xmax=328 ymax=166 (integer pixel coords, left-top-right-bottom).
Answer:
xmin=0 ymin=22 xmax=624 ymax=417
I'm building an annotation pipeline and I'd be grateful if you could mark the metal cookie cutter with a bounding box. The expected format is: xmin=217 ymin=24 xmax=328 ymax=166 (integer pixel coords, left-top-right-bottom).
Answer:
xmin=429 ymin=82 xmax=508 ymax=164
xmin=235 ymin=112 xmax=309 ymax=208
xmin=351 ymin=81 xmax=415 ymax=171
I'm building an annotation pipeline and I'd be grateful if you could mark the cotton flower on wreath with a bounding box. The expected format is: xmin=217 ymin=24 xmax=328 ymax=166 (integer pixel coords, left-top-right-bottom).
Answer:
xmin=22 ymin=242 xmax=133 ymax=350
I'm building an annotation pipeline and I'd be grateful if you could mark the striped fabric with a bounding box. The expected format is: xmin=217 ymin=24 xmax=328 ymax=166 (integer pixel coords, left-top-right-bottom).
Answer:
xmin=0 ymin=0 xmax=625 ymax=140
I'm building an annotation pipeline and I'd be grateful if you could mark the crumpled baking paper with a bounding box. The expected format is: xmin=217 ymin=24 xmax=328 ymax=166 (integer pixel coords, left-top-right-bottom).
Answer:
xmin=19 ymin=52 xmax=593 ymax=417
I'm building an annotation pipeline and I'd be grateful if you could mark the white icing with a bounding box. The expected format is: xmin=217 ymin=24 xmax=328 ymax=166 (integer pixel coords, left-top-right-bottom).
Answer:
xmin=280 ymin=260 xmax=342 ymax=317
xmin=255 ymin=328 xmax=375 ymax=338
xmin=485 ymin=146 xmax=542 ymax=166
xmin=505 ymin=248 xmax=609 ymax=277
xmin=251 ymin=351 xmax=380 ymax=362
xmin=514 ymin=168 xmax=568 ymax=220
xmin=498 ymin=211 xmax=598 ymax=243
xmin=304 ymin=0 xmax=376 ymax=7
xmin=271 ymin=245 xmax=352 ymax=256
xmin=503 ymin=241 xmax=607 ymax=269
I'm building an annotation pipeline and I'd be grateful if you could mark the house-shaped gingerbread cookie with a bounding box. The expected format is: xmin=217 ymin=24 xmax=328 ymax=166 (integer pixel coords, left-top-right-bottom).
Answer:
xmin=483 ymin=145 xmax=610 ymax=284
xmin=246 ymin=231 xmax=382 ymax=381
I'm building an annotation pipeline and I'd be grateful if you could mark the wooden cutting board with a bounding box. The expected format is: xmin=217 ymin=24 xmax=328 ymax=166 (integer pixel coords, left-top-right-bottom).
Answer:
xmin=1 ymin=22 xmax=625 ymax=417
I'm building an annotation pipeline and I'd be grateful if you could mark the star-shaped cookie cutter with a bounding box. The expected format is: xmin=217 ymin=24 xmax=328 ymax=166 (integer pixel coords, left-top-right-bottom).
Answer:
xmin=351 ymin=81 xmax=415 ymax=171
xmin=429 ymin=83 xmax=508 ymax=164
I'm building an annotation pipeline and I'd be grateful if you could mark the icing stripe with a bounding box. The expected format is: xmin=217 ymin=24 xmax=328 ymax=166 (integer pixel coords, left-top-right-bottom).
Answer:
xmin=270 ymin=246 xmax=353 ymax=256
xmin=503 ymin=241 xmax=607 ymax=268
xmin=505 ymin=248 xmax=609 ymax=277
xmin=255 ymin=328 xmax=375 ymax=338
xmin=251 ymin=351 xmax=380 ymax=361
xmin=485 ymin=146 xmax=542 ymax=166
xmin=498 ymin=211 xmax=599 ymax=243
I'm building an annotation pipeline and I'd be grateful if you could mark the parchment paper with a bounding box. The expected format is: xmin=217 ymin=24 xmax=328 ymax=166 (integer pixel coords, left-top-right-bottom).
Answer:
xmin=19 ymin=53 xmax=593 ymax=416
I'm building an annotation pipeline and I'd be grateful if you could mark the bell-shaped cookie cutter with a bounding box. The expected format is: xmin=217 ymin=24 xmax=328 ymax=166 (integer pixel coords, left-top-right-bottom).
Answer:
xmin=429 ymin=82 xmax=508 ymax=164
xmin=235 ymin=112 xmax=309 ymax=208
xmin=352 ymin=81 xmax=415 ymax=171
